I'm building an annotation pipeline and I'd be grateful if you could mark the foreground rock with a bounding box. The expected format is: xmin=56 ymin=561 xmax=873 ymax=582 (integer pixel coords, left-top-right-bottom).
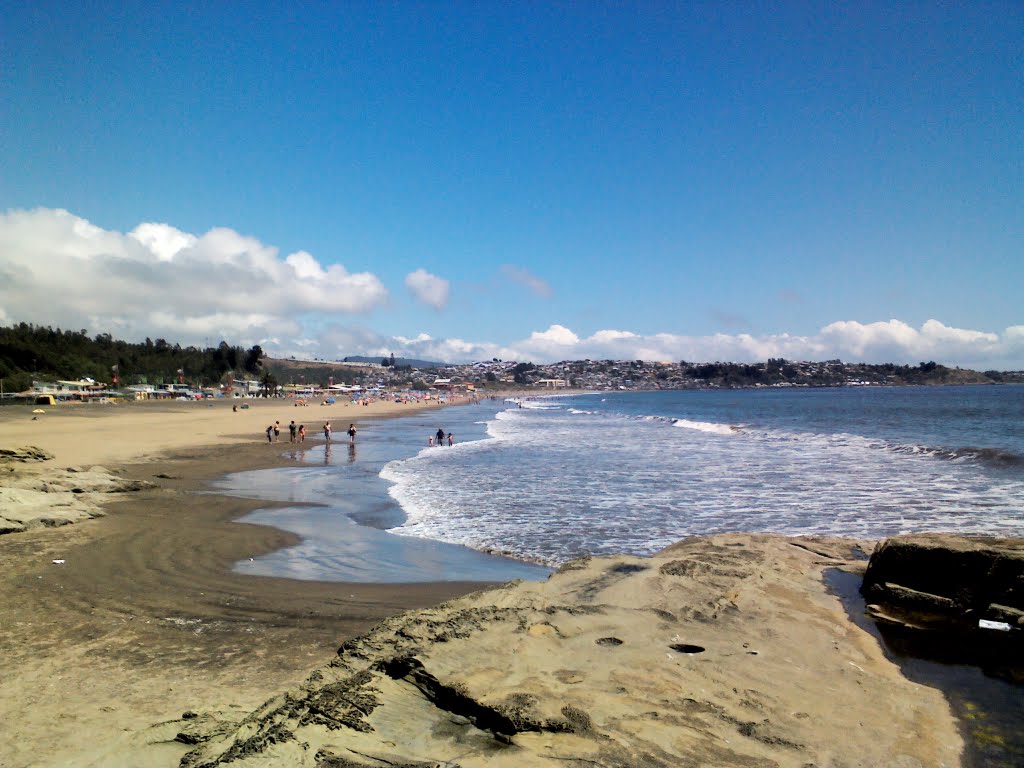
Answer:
xmin=181 ymin=535 xmax=961 ymax=768
xmin=0 ymin=446 xmax=152 ymax=534
xmin=862 ymin=534 xmax=1024 ymax=629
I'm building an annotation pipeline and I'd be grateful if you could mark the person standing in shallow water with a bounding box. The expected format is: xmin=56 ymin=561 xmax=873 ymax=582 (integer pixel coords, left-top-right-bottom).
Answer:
xmin=324 ymin=421 xmax=332 ymax=442
xmin=298 ymin=424 xmax=306 ymax=442
xmin=289 ymin=420 xmax=297 ymax=442
xmin=348 ymin=423 xmax=357 ymax=444
xmin=447 ymin=432 xmax=454 ymax=446
xmin=436 ymin=427 xmax=445 ymax=446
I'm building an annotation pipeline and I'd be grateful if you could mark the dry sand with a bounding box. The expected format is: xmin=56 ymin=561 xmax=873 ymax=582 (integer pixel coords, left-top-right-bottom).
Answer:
xmin=0 ymin=395 xmax=458 ymax=469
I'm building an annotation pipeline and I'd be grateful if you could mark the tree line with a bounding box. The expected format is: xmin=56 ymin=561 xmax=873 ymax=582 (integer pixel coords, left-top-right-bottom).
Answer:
xmin=0 ymin=323 xmax=263 ymax=392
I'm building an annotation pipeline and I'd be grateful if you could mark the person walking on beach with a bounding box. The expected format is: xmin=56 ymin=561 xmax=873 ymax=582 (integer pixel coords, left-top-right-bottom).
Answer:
xmin=348 ymin=423 xmax=357 ymax=444
xmin=289 ymin=420 xmax=297 ymax=442
xmin=436 ymin=427 xmax=445 ymax=446
xmin=324 ymin=421 xmax=332 ymax=442
xmin=298 ymin=424 xmax=306 ymax=442
xmin=273 ymin=421 xmax=281 ymax=441
xmin=265 ymin=425 xmax=274 ymax=443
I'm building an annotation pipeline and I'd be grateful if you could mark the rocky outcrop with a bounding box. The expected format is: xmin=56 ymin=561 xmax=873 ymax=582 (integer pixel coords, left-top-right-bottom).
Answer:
xmin=179 ymin=535 xmax=961 ymax=768
xmin=861 ymin=534 xmax=1024 ymax=629
xmin=0 ymin=446 xmax=54 ymax=463
xmin=0 ymin=450 xmax=152 ymax=534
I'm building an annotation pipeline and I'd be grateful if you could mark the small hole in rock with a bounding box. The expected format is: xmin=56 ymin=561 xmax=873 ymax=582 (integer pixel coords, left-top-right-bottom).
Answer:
xmin=669 ymin=643 xmax=705 ymax=654
xmin=596 ymin=637 xmax=623 ymax=646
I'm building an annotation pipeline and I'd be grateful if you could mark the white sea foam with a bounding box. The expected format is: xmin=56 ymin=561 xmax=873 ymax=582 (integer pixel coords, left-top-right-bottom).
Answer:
xmin=671 ymin=418 xmax=738 ymax=435
xmin=381 ymin=390 xmax=1024 ymax=566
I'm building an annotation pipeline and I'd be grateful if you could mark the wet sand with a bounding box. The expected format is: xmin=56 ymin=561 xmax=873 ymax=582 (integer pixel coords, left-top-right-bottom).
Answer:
xmin=0 ymin=399 xmax=498 ymax=767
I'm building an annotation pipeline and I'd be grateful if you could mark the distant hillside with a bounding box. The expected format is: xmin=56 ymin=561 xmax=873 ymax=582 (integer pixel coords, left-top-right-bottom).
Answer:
xmin=263 ymin=356 xmax=445 ymax=387
xmin=341 ymin=355 xmax=444 ymax=369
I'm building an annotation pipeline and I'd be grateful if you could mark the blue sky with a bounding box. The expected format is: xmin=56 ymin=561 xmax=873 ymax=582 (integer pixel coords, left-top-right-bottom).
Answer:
xmin=2 ymin=2 xmax=1022 ymax=367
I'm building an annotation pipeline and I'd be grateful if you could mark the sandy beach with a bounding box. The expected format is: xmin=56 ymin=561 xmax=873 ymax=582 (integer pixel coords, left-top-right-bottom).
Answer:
xmin=0 ymin=396 xmax=493 ymax=767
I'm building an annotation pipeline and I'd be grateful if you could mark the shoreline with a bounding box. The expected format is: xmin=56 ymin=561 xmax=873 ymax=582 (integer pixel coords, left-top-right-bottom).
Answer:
xmin=0 ymin=396 xmax=512 ymax=767
xmin=0 ymin=392 xmax=1012 ymax=765
xmin=219 ymin=399 xmax=554 ymax=583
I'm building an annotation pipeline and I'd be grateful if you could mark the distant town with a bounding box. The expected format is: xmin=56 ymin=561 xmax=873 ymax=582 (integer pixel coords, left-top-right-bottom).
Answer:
xmin=307 ymin=356 xmax=1024 ymax=393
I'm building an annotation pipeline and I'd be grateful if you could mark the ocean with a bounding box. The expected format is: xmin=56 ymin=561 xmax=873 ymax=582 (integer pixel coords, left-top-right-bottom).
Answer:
xmin=219 ymin=384 xmax=1024 ymax=583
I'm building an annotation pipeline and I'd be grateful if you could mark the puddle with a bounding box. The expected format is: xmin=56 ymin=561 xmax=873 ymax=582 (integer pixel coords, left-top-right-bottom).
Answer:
xmin=826 ymin=568 xmax=1024 ymax=768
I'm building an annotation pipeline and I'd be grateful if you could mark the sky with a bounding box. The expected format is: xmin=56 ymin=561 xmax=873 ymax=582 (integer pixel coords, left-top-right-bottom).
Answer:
xmin=1 ymin=2 xmax=1022 ymax=368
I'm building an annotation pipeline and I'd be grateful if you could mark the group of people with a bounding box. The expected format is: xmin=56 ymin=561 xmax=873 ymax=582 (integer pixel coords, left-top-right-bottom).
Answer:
xmin=265 ymin=420 xmax=308 ymax=443
xmin=429 ymin=428 xmax=454 ymax=447
xmin=264 ymin=420 xmax=360 ymax=444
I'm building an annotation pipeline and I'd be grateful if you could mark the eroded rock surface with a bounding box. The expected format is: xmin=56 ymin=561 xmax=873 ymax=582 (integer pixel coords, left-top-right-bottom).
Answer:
xmin=0 ymin=447 xmax=152 ymax=534
xmin=181 ymin=535 xmax=961 ymax=768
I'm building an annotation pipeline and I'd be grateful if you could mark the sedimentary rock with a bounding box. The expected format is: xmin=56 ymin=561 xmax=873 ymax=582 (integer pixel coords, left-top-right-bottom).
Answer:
xmin=861 ymin=534 xmax=1024 ymax=628
xmin=0 ymin=446 xmax=54 ymax=463
xmin=0 ymin=455 xmax=152 ymax=534
xmin=180 ymin=535 xmax=961 ymax=768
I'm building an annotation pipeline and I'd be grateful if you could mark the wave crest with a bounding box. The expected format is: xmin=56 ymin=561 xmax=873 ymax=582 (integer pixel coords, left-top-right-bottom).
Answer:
xmin=671 ymin=418 xmax=740 ymax=436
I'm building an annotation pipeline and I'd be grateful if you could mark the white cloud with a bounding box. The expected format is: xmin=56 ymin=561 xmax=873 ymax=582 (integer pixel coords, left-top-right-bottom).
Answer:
xmin=529 ymin=324 xmax=579 ymax=345
xmin=129 ymin=222 xmax=196 ymax=261
xmin=404 ymin=269 xmax=450 ymax=310
xmin=298 ymin=320 xmax=1023 ymax=369
xmin=0 ymin=207 xmax=388 ymax=346
xmin=500 ymin=265 xmax=553 ymax=298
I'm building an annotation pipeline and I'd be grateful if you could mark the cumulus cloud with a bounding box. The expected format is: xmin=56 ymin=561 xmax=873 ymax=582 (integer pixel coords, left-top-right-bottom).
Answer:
xmin=0 ymin=207 xmax=388 ymax=346
xmin=404 ymin=269 xmax=450 ymax=310
xmin=500 ymin=264 xmax=553 ymax=298
xmin=299 ymin=320 xmax=1023 ymax=369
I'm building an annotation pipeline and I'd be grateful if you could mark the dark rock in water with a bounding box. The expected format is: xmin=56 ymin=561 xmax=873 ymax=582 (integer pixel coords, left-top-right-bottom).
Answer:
xmin=861 ymin=534 xmax=1024 ymax=629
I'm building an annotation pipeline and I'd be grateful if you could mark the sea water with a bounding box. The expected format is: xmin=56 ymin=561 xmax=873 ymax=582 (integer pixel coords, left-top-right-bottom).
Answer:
xmin=224 ymin=385 xmax=1023 ymax=581
xmin=383 ymin=385 xmax=1024 ymax=566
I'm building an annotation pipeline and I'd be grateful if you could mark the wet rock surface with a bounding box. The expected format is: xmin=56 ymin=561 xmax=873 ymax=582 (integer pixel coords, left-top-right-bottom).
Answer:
xmin=862 ymin=534 xmax=1024 ymax=629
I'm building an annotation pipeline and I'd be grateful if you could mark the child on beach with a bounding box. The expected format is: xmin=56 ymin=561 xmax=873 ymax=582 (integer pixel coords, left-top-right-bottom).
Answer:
xmin=298 ymin=424 xmax=305 ymax=441
xmin=348 ymin=423 xmax=357 ymax=443
xmin=265 ymin=425 xmax=273 ymax=443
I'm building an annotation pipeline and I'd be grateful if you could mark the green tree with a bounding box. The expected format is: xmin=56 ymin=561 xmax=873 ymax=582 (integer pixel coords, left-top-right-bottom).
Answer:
xmin=244 ymin=345 xmax=264 ymax=375
xmin=259 ymin=370 xmax=277 ymax=397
